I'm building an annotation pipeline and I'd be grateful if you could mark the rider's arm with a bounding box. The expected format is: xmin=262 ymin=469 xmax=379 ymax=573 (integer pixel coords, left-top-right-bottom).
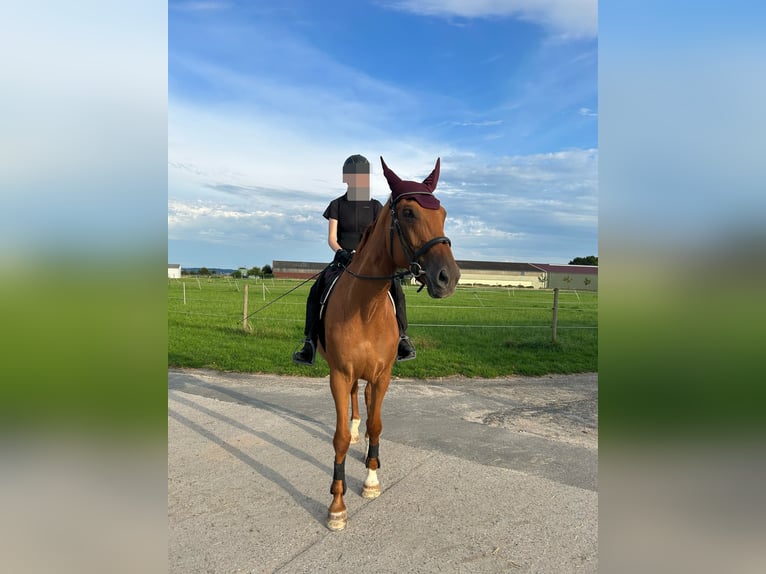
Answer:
xmin=327 ymin=218 xmax=342 ymax=252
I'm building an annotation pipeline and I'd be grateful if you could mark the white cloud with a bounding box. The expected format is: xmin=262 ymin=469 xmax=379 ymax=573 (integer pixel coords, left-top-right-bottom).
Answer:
xmin=385 ymin=0 xmax=597 ymax=38
xmin=447 ymin=216 xmax=525 ymax=239
xmin=168 ymin=145 xmax=597 ymax=263
xmin=168 ymin=200 xmax=282 ymax=231
xmin=436 ymin=148 xmax=597 ymax=260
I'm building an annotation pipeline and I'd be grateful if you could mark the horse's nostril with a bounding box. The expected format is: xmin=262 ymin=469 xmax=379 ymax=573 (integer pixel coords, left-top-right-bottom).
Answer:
xmin=438 ymin=269 xmax=449 ymax=286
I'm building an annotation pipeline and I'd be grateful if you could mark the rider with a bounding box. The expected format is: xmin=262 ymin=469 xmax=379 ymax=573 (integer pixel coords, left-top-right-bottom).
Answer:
xmin=292 ymin=154 xmax=417 ymax=365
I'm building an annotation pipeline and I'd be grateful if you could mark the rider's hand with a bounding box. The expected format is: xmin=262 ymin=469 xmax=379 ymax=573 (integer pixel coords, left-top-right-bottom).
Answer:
xmin=333 ymin=249 xmax=353 ymax=267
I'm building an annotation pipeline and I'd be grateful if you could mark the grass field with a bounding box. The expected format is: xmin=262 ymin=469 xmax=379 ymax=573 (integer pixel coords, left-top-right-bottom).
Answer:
xmin=168 ymin=277 xmax=597 ymax=378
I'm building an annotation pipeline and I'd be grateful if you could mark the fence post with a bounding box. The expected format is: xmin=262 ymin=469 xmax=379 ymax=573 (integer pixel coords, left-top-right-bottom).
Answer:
xmin=551 ymin=287 xmax=559 ymax=343
xmin=242 ymin=284 xmax=249 ymax=332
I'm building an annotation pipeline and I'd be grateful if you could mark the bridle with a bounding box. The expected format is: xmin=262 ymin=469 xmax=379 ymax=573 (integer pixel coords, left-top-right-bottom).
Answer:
xmin=342 ymin=196 xmax=451 ymax=282
xmin=388 ymin=198 xmax=451 ymax=278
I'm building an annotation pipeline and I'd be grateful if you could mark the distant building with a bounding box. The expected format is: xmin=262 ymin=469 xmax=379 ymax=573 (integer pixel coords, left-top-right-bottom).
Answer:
xmin=272 ymin=260 xmax=327 ymax=279
xmin=168 ymin=263 xmax=182 ymax=279
xmin=271 ymin=259 xmax=598 ymax=291
xmin=456 ymin=260 xmax=543 ymax=288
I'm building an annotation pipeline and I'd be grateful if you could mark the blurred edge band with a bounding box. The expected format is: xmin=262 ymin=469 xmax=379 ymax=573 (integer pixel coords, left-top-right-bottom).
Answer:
xmin=1 ymin=4 xmax=168 ymax=574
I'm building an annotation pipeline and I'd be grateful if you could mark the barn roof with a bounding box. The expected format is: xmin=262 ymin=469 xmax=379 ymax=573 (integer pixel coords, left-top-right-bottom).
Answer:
xmin=455 ymin=260 xmax=541 ymax=273
xmin=272 ymin=260 xmax=327 ymax=271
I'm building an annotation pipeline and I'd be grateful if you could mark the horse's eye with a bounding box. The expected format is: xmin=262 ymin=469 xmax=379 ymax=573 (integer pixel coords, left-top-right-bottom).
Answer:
xmin=402 ymin=207 xmax=415 ymax=220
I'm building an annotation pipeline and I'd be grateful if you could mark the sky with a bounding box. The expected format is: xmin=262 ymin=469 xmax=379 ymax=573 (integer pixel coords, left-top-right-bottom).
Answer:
xmin=168 ymin=0 xmax=598 ymax=269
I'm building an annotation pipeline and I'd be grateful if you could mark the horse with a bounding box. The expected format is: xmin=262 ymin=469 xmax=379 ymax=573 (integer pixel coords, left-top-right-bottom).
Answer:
xmin=317 ymin=156 xmax=460 ymax=531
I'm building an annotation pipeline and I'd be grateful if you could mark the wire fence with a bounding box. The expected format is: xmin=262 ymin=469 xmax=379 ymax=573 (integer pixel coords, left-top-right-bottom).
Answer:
xmin=168 ymin=277 xmax=597 ymax=343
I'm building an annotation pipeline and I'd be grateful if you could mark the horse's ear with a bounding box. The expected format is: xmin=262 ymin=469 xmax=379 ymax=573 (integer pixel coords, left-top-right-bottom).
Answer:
xmin=422 ymin=157 xmax=440 ymax=191
xmin=380 ymin=156 xmax=402 ymax=188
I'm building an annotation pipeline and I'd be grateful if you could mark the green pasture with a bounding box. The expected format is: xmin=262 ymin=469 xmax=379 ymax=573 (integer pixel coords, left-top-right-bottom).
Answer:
xmin=168 ymin=277 xmax=597 ymax=378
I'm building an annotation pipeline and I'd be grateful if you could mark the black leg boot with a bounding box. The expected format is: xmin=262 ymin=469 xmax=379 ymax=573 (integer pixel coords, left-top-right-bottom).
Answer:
xmin=292 ymin=337 xmax=316 ymax=365
xmin=391 ymin=279 xmax=416 ymax=361
xmin=396 ymin=335 xmax=416 ymax=362
xmin=293 ymin=277 xmax=322 ymax=366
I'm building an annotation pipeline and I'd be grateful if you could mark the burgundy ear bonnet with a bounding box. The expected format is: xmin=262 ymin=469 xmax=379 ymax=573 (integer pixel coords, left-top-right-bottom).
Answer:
xmin=380 ymin=157 xmax=441 ymax=210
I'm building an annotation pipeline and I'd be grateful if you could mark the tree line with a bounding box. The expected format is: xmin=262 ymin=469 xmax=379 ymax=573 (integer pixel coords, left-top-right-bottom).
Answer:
xmin=568 ymin=255 xmax=598 ymax=266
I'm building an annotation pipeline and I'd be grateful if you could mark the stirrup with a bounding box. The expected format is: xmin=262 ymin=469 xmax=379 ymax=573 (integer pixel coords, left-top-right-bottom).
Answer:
xmin=292 ymin=338 xmax=316 ymax=366
xmin=396 ymin=336 xmax=416 ymax=362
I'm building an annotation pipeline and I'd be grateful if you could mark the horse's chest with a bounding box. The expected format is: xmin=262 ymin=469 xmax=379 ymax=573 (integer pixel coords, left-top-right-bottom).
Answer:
xmin=327 ymin=299 xmax=396 ymax=341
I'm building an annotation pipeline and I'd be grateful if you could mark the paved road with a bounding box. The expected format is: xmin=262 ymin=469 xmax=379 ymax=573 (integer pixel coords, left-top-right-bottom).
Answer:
xmin=168 ymin=369 xmax=598 ymax=573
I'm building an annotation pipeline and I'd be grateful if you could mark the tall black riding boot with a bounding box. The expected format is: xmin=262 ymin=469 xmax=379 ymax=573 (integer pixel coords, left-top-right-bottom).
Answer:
xmin=292 ymin=337 xmax=316 ymax=366
xmin=390 ymin=279 xmax=416 ymax=361
xmin=396 ymin=335 xmax=416 ymax=362
xmin=293 ymin=276 xmax=322 ymax=366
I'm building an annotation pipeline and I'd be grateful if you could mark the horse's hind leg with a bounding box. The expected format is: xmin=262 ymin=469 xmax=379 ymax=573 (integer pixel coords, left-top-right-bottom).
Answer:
xmin=349 ymin=379 xmax=361 ymax=444
xmin=362 ymin=377 xmax=390 ymax=499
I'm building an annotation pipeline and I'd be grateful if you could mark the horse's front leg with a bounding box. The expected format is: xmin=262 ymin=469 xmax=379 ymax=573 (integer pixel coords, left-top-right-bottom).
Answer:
xmin=328 ymin=373 xmax=352 ymax=531
xmin=362 ymin=376 xmax=390 ymax=499
xmin=349 ymin=379 xmax=361 ymax=444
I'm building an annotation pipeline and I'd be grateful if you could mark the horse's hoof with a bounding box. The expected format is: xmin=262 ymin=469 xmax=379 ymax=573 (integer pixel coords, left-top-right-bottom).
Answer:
xmin=327 ymin=510 xmax=347 ymax=531
xmin=362 ymin=483 xmax=381 ymax=499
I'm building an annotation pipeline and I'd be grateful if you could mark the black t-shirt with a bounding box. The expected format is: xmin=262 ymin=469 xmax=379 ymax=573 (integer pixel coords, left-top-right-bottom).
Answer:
xmin=323 ymin=193 xmax=383 ymax=251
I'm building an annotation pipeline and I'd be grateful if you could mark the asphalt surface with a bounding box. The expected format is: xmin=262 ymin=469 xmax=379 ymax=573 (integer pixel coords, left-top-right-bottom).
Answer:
xmin=168 ymin=369 xmax=598 ymax=573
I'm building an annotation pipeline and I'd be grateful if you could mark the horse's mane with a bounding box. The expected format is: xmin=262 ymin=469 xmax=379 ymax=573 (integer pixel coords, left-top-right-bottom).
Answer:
xmin=353 ymin=199 xmax=390 ymax=256
xmin=354 ymin=224 xmax=374 ymax=255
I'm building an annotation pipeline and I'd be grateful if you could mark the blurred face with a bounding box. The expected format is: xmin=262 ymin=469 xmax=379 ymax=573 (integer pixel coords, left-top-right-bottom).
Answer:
xmin=343 ymin=172 xmax=370 ymax=201
xmin=342 ymin=173 xmax=370 ymax=187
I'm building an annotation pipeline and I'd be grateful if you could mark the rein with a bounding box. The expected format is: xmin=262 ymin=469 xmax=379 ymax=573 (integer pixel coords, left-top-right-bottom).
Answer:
xmin=341 ymin=198 xmax=451 ymax=283
xmin=342 ymin=267 xmax=412 ymax=281
xmin=237 ymin=270 xmax=322 ymax=324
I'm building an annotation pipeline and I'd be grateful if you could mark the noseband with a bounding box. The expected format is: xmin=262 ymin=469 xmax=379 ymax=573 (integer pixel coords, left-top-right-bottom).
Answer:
xmin=389 ymin=199 xmax=451 ymax=278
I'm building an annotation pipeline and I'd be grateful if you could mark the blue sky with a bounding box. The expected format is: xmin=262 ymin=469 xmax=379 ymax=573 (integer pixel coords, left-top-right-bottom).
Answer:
xmin=168 ymin=0 xmax=598 ymax=269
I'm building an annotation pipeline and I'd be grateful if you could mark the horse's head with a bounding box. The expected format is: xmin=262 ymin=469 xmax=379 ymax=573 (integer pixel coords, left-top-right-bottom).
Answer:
xmin=381 ymin=156 xmax=461 ymax=298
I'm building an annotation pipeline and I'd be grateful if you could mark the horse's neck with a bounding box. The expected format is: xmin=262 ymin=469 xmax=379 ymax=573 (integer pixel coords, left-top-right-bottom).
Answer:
xmin=347 ymin=211 xmax=395 ymax=298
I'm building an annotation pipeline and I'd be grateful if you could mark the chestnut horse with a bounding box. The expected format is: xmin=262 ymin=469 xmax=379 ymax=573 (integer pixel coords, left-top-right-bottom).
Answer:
xmin=317 ymin=156 xmax=460 ymax=531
